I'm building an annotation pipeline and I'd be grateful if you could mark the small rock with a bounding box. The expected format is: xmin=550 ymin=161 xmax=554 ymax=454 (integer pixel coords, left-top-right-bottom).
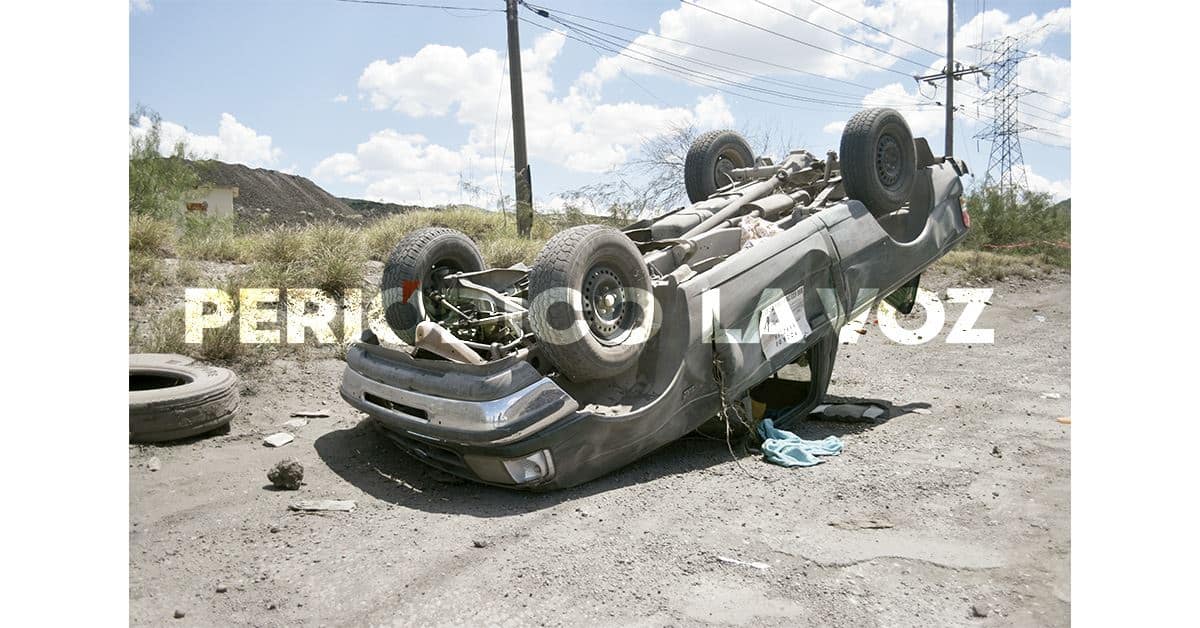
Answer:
xmin=263 ymin=432 xmax=294 ymax=448
xmin=270 ymin=525 xmax=281 ymax=533
xmin=290 ymin=410 xmax=329 ymax=418
xmin=912 ymin=408 xmax=932 ymax=415
xmin=173 ymin=610 xmax=186 ymax=619
xmin=1034 ymin=315 xmax=1046 ymax=323
xmin=472 ymin=539 xmax=490 ymax=548
xmin=972 ymin=603 xmax=990 ymax=618
xmin=991 ymin=445 xmax=1002 ymax=458
xmin=1040 ymin=392 xmax=1062 ymax=399
xmin=268 ymin=458 xmax=304 ymax=490
xmin=147 ymin=456 xmax=161 ymax=472
xmin=281 ymin=419 xmax=308 ymax=430
xmin=216 ymin=584 xmax=228 ymax=593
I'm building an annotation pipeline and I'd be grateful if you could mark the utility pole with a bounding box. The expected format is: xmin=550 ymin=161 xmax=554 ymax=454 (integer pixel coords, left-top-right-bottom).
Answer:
xmin=505 ymin=0 xmax=533 ymax=237
xmin=944 ymin=0 xmax=953 ymax=156
xmin=915 ymin=0 xmax=986 ymax=157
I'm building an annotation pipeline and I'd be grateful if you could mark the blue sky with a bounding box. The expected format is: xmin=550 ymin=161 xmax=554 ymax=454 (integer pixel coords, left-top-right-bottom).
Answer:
xmin=130 ymin=0 xmax=1070 ymax=207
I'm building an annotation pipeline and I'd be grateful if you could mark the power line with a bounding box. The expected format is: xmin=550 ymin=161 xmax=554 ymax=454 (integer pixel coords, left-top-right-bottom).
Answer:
xmin=676 ymin=0 xmax=911 ymax=77
xmin=546 ymin=13 xmax=878 ymax=102
xmin=804 ymin=0 xmax=944 ymax=57
xmin=523 ymin=17 xmax=882 ymax=111
xmin=1019 ymin=85 xmax=1071 ymax=107
xmin=521 ymin=1 xmax=879 ymax=93
xmin=751 ymin=0 xmax=930 ymax=69
xmin=523 ymin=17 xmax=935 ymax=114
xmin=333 ymin=0 xmax=502 ymax=12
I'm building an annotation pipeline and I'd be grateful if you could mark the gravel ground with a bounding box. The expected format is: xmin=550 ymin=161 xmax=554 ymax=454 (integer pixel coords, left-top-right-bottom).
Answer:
xmin=129 ymin=270 xmax=1070 ymax=626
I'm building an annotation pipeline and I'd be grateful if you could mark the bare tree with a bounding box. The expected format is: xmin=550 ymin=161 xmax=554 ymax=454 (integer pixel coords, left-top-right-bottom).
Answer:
xmin=560 ymin=120 xmax=807 ymax=222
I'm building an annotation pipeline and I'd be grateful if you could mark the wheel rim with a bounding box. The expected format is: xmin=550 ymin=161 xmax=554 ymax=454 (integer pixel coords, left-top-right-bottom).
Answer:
xmin=582 ymin=265 xmax=632 ymax=344
xmin=876 ymin=133 xmax=902 ymax=188
xmin=426 ymin=263 xmax=461 ymax=315
xmin=714 ymin=148 xmax=746 ymax=188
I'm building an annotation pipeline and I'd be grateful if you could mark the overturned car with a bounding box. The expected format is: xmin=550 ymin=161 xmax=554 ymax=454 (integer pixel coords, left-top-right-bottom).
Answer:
xmin=339 ymin=108 xmax=970 ymax=489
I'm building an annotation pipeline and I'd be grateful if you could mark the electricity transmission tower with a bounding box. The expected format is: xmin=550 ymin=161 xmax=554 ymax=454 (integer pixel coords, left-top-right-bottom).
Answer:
xmin=971 ymin=32 xmax=1039 ymax=197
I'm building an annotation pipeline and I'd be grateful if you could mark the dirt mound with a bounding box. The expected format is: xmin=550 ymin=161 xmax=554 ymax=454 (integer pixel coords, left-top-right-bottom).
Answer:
xmin=191 ymin=160 xmax=359 ymax=224
xmin=339 ymin=197 xmax=422 ymax=220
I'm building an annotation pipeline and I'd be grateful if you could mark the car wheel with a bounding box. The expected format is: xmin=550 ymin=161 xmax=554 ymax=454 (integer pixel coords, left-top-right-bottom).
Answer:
xmin=839 ymin=107 xmax=917 ymax=214
xmin=528 ymin=225 xmax=653 ymax=382
xmin=684 ymin=129 xmax=755 ymax=203
xmin=382 ymin=227 xmax=486 ymax=344
xmin=129 ymin=353 xmax=240 ymax=443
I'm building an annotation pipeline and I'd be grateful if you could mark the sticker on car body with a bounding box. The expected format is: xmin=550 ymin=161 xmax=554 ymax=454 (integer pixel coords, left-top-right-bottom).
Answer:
xmin=760 ymin=286 xmax=811 ymax=360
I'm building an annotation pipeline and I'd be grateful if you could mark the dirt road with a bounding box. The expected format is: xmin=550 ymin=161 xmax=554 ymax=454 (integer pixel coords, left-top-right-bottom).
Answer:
xmin=129 ymin=270 xmax=1070 ymax=626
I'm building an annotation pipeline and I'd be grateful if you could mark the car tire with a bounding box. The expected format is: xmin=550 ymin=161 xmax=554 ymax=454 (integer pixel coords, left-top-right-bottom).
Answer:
xmin=528 ymin=225 xmax=653 ymax=382
xmin=839 ymin=107 xmax=917 ymax=214
xmin=129 ymin=353 xmax=240 ymax=443
xmin=684 ymin=129 xmax=755 ymax=203
xmin=382 ymin=227 xmax=486 ymax=344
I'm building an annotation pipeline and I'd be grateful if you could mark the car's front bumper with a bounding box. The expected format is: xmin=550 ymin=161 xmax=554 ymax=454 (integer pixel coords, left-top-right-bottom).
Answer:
xmin=339 ymin=342 xmax=582 ymax=487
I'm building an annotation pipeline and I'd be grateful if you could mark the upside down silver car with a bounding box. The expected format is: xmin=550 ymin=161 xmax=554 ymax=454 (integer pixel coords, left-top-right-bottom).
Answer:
xmin=339 ymin=108 xmax=971 ymax=489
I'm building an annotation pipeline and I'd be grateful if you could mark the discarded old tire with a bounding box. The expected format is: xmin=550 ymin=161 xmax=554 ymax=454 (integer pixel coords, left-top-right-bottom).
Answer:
xmin=684 ymin=129 xmax=755 ymax=203
xmin=528 ymin=225 xmax=653 ymax=382
xmin=839 ymin=107 xmax=917 ymax=214
xmin=382 ymin=227 xmax=486 ymax=344
xmin=129 ymin=353 xmax=239 ymax=443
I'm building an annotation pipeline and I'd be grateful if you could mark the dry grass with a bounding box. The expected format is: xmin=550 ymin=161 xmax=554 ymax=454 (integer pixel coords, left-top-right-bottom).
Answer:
xmin=303 ymin=224 xmax=366 ymax=295
xmin=138 ymin=307 xmax=189 ymax=355
xmin=174 ymin=260 xmax=203 ymax=285
xmin=133 ymin=304 xmax=244 ymax=362
xmin=480 ymin=236 xmax=543 ymax=267
xmin=937 ymin=250 xmax=1056 ymax=281
xmin=129 ymin=252 xmax=168 ymax=304
xmin=363 ymin=208 xmax=513 ymax=261
xmin=129 ymin=214 xmax=175 ymax=256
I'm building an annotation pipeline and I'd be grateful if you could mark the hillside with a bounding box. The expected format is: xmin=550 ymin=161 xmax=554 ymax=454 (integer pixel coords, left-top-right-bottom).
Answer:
xmin=338 ymin=197 xmax=423 ymax=220
xmin=190 ymin=159 xmax=357 ymax=224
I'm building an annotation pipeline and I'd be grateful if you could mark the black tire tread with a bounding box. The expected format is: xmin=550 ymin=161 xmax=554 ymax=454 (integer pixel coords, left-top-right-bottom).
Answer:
xmin=528 ymin=225 xmax=649 ymax=381
xmin=684 ymin=129 xmax=754 ymax=203
xmin=129 ymin=356 xmax=240 ymax=443
xmin=382 ymin=227 xmax=485 ymax=343
xmin=839 ymin=107 xmax=916 ymax=214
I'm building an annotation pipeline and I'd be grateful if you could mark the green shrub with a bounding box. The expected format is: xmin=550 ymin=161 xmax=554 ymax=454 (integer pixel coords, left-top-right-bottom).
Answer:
xmin=129 ymin=106 xmax=201 ymax=219
xmin=961 ymin=187 xmax=1070 ymax=267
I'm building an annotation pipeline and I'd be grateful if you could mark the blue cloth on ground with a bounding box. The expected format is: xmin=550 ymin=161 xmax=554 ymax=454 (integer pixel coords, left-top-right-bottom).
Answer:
xmin=757 ymin=418 xmax=844 ymax=467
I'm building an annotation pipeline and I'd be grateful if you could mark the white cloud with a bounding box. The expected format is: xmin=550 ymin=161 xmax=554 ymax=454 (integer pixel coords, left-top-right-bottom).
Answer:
xmin=332 ymin=94 xmax=349 ymax=103
xmin=312 ymin=130 xmax=502 ymax=206
xmin=352 ymin=31 xmax=735 ymax=173
xmin=317 ymin=32 xmax=739 ymax=204
xmin=130 ymin=0 xmax=152 ymax=13
xmin=578 ymin=0 xmax=952 ymax=89
xmin=829 ymin=6 xmax=1071 ymax=152
xmin=1011 ymin=164 xmax=1070 ymax=200
xmin=130 ymin=113 xmax=283 ymax=168
xmin=822 ymin=120 xmax=845 ymax=135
